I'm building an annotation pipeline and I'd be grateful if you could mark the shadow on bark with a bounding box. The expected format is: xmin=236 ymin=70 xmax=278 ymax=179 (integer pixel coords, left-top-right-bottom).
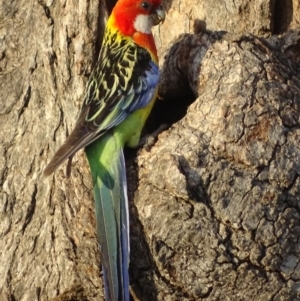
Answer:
xmin=273 ymin=0 xmax=294 ymax=34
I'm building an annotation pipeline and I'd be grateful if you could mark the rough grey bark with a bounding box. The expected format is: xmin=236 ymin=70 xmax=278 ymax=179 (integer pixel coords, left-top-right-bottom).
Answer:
xmin=132 ymin=30 xmax=300 ymax=301
xmin=153 ymin=0 xmax=300 ymax=54
xmin=1 ymin=1 xmax=300 ymax=301
xmin=0 ymin=1 xmax=104 ymax=300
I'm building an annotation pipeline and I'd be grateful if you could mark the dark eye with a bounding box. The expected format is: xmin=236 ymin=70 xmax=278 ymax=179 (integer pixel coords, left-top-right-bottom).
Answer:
xmin=141 ymin=1 xmax=150 ymax=10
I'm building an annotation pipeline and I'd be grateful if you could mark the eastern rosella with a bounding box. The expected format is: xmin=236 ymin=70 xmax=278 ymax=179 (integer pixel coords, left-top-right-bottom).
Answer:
xmin=44 ymin=0 xmax=165 ymax=300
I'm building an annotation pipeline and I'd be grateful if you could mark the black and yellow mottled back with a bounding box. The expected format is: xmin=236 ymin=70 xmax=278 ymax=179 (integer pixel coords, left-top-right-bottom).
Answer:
xmin=43 ymin=27 xmax=159 ymax=176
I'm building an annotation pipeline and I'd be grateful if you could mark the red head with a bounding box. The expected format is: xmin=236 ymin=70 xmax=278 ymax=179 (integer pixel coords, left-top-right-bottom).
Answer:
xmin=111 ymin=0 xmax=165 ymax=36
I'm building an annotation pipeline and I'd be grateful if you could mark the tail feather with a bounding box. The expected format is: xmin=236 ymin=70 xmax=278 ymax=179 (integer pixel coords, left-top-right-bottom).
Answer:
xmin=119 ymin=152 xmax=130 ymax=300
xmin=43 ymin=107 xmax=104 ymax=177
xmin=86 ymin=134 xmax=129 ymax=301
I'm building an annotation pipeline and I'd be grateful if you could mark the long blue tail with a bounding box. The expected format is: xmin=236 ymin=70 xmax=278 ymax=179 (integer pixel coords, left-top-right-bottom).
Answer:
xmin=86 ymin=133 xmax=130 ymax=301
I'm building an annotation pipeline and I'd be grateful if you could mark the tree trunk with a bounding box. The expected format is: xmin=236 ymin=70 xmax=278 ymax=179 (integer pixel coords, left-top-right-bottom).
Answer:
xmin=1 ymin=1 xmax=300 ymax=301
xmin=0 ymin=1 xmax=105 ymax=300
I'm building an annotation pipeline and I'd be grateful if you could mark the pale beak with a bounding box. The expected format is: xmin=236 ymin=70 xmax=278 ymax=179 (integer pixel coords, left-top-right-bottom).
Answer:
xmin=152 ymin=6 xmax=166 ymax=25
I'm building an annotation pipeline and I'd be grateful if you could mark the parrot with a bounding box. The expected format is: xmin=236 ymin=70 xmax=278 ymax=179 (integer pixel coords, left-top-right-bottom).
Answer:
xmin=43 ymin=0 xmax=165 ymax=300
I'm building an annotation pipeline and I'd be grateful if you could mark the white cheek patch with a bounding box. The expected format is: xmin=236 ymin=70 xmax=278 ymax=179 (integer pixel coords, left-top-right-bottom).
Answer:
xmin=133 ymin=14 xmax=153 ymax=34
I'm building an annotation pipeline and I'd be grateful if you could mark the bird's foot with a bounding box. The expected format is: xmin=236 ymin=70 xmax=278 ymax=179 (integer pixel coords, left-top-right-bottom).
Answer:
xmin=138 ymin=123 xmax=168 ymax=151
